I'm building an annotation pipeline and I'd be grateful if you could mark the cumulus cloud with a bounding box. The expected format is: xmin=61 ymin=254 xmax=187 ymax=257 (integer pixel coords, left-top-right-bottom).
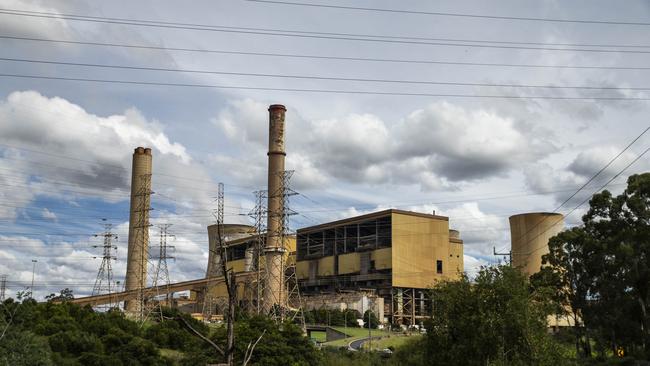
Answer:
xmin=395 ymin=102 xmax=555 ymax=181
xmin=0 ymin=0 xmax=71 ymax=39
xmin=213 ymin=99 xmax=556 ymax=191
xmin=524 ymin=144 xmax=649 ymax=207
xmin=0 ymin=90 xmax=210 ymax=215
xmin=41 ymin=208 xmax=57 ymax=221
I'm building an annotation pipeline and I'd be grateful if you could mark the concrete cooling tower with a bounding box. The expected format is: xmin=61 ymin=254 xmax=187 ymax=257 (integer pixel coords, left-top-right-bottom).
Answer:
xmin=509 ymin=212 xmax=564 ymax=277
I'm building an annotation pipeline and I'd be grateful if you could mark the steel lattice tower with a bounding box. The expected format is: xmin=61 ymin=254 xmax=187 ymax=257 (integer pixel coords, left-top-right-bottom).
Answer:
xmin=249 ymin=190 xmax=267 ymax=314
xmin=92 ymin=221 xmax=118 ymax=310
xmin=149 ymin=223 xmax=175 ymax=321
xmin=202 ymin=183 xmax=224 ymax=322
xmin=134 ymin=173 xmax=153 ymax=322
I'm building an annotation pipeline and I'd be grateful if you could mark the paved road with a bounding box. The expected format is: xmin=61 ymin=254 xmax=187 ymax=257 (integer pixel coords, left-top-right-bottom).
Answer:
xmin=348 ymin=336 xmax=381 ymax=351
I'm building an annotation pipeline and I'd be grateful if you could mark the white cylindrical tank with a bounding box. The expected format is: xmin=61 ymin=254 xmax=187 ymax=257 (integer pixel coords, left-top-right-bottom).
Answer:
xmin=509 ymin=212 xmax=564 ymax=277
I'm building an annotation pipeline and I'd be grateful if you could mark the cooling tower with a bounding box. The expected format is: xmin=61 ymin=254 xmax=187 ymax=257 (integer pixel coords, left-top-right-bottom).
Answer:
xmin=206 ymin=224 xmax=256 ymax=277
xmin=264 ymin=104 xmax=287 ymax=312
xmin=124 ymin=147 xmax=152 ymax=313
xmin=509 ymin=212 xmax=564 ymax=277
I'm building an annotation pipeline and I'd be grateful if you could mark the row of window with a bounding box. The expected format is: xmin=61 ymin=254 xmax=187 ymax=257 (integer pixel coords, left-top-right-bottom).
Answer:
xmin=296 ymin=216 xmax=392 ymax=260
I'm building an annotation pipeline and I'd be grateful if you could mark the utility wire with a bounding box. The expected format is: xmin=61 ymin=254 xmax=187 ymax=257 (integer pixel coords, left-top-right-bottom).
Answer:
xmin=2 ymin=56 xmax=648 ymax=91
xmin=246 ymin=0 xmax=650 ymax=27
xmin=523 ymin=145 xmax=650 ymax=257
xmin=510 ymin=126 xmax=650 ymax=257
xmin=2 ymin=73 xmax=649 ymax=101
xmin=5 ymin=35 xmax=650 ymax=71
xmin=2 ymin=9 xmax=650 ymax=53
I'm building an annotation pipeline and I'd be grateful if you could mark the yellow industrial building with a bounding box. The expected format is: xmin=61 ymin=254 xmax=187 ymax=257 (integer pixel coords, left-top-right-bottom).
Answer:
xmin=198 ymin=225 xmax=297 ymax=314
xmin=295 ymin=209 xmax=463 ymax=326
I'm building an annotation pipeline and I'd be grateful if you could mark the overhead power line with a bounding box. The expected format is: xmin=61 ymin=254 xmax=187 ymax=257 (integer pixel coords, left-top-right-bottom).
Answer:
xmin=2 ymin=9 xmax=650 ymax=53
xmin=2 ymin=73 xmax=649 ymax=101
xmin=246 ymin=0 xmax=650 ymax=27
xmin=511 ymin=126 xmax=650 ymax=256
xmin=3 ymin=56 xmax=649 ymax=91
xmin=4 ymin=35 xmax=650 ymax=71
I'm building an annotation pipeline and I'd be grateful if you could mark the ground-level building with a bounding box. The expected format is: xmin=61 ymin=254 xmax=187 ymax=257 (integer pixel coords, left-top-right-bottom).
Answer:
xmin=295 ymin=209 xmax=463 ymax=326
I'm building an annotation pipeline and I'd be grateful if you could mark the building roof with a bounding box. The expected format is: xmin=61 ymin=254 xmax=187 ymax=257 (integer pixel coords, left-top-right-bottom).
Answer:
xmin=297 ymin=208 xmax=449 ymax=233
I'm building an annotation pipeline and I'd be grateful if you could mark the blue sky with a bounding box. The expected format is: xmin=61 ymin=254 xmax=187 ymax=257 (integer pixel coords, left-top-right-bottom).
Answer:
xmin=1 ymin=0 xmax=650 ymax=298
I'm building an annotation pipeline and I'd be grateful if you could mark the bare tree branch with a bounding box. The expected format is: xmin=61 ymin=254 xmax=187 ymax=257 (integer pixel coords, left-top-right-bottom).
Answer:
xmin=175 ymin=315 xmax=225 ymax=356
xmin=242 ymin=329 xmax=266 ymax=366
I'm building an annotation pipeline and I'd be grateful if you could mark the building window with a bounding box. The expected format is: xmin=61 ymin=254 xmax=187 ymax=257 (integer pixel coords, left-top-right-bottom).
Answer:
xmin=436 ymin=260 xmax=443 ymax=274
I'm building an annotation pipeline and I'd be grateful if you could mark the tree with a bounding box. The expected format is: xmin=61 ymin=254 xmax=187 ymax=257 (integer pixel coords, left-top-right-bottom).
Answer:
xmin=0 ymin=330 xmax=54 ymax=366
xmin=363 ymin=310 xmax=378 ymax=329
xmin=45 ymin=288 xmax=74 ymax=302
xmin=531 ymin=227 xmax=594 ymax=358
xmin=581 ymin=173 xmax=650 ymax=356
xmin=209 ymin=316 xmax=320 ymax=366
xmin=425 ymin=266 xmax=563 ymax=366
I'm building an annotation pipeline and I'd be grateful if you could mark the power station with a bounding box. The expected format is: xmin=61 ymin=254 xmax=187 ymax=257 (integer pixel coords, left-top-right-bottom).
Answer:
xmin=68 ymin=103 xmax=570 ymax=329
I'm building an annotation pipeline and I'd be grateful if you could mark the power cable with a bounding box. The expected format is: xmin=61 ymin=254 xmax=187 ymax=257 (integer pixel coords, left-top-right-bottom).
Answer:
xmin=3 ymin=56 xmax=648 ymax=91
xmin=523 ymin=145 xmax=650 ymax=257
xmin=2 ymin=73 xmax=649 ymax=100
xmin=5 ymin=35 xmax=650 ymax=71
xmin=246 ymin=0 xmax=650 ymax=27
xmin=2 ymin=9 xmax=650 ymax=53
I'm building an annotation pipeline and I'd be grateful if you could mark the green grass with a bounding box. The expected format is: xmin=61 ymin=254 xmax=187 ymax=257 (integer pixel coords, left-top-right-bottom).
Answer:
xmin=366 ymin=334 xmax=422 ymax=350
xmin=310 ymin=330 xmax=327 ymax=342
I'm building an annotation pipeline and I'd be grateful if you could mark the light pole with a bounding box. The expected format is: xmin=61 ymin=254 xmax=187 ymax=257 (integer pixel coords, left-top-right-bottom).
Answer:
xmin=30 ymin=259 xmax=37 ymax=299
xmin=343 ymin=303 xmax=348 ymax=336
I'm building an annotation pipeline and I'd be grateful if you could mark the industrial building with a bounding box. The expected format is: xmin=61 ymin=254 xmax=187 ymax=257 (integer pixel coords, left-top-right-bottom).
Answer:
xmin=295 ymin=209 xmax=464 ymax=326
xmin=200 ymin=225 xmax=297 ymax=314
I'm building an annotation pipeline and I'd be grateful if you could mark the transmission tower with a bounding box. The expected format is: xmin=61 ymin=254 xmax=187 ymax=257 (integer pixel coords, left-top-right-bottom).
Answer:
xmin=202 ymin=183 xmax=224 ymax=322
xmin=134 ymin=173 xmax=153 ymax=322
xmin=249 ymin=190 xmax=267 ymax=315
xmin=91 ymin=221 xmax=118 ymax=310
xmin=0 ymin=275 xmax=7 ymax=302
xmin=267 ymin=170 xmax=303 ymax=324
xmin=150 ymin=223 xmax=175 ymax=320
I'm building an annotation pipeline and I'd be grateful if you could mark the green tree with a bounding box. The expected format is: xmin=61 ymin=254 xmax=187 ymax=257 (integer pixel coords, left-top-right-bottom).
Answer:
xmin=209 ymin=316 xmax=320 ymax=366
xmin=363 ymin=310 xmax=379 ymax=329
xmin=0 ymin=330 xmax=54 ymax=366
xmin=531 ymin=227 xmax=594 ymax=358
xmin=581 ymin=173 xmax=650 ymax=356
xmin=425 ymin=265 xmax=563 ymax=366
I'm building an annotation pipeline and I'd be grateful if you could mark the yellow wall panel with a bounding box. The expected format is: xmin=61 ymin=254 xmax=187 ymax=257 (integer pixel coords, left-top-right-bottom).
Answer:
xmin=296 ymin=261 xmax=309 ymax=280
xmin=318 ymin=256 xmax=336 ymax=277
xmin=227 ymin=259 xmax=246 ymax=273
xmin=391 ymin=212 xmax=450 ymax=288
xmin=372 ymin=248 xmax=392 ymax=270
xmin=339 ymin=252 xmax=360 ymax=274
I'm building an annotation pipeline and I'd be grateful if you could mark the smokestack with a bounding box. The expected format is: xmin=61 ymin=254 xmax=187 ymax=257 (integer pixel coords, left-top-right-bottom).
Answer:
xmin=124 ymin=147 xmax=152 ymax=313
xmin=264 ymin=104 xmax=287 ymax=312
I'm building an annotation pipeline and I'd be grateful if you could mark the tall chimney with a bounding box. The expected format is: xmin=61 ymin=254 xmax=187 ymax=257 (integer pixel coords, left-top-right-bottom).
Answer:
xmin=264 ymin=104 xmax=287 ymax=312
xmin=124 ymin=147 xmax=152 ymax=313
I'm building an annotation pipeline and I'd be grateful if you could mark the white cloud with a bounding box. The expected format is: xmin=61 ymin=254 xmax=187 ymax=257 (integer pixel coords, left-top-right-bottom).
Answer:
xmin=0 ymin=90 xmax=212 ymax=216
xmin=463 ymin=254 xmax=489 ymax=280
xmin=41 ymin=208 xmax=57 ymax=221
xmin=213 ymin=99 xmax=557 ymax=191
